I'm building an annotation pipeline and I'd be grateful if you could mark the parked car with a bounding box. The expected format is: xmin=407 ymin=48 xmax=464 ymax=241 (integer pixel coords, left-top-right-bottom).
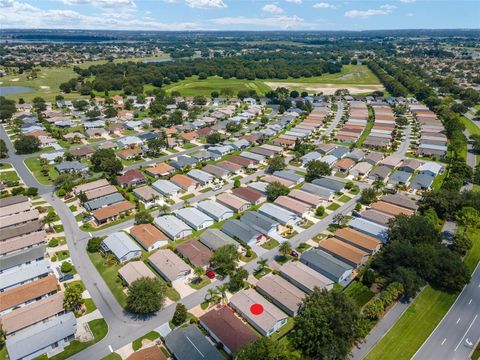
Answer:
xmin=290 ymin=250 xmax=299 ymax=258
xmin=64 ymin=193 xmax=74 ymax=200
xmin=206 ymin=269 xmax=215 ymax=279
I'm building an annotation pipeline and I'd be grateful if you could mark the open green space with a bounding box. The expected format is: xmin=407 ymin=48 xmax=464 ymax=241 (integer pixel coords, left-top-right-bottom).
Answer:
xmin=24 ymin=157 xmax=58 ymax=185
xmin=366 ymin=228 xmax=480 ymax=360
xmin=343 ymin=281 xmax=375 ymax=307
xmin=132 ymin=331 xmax=160 ymax=351
xmin=460 ymin=116 xmax=480 ymax=136
xmin=0 ymin=170 xmax=20 ymax=182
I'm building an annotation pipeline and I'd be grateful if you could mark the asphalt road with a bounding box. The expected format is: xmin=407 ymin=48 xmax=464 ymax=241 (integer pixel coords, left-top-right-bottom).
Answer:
xmin=413 ymin=262 xmax=480 ymax=360
xmin=323 ymin=101 xmax=344 ymax=137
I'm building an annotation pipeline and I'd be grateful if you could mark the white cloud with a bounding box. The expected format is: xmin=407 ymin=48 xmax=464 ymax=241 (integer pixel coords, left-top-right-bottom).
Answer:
xmin=185 ymin=0 xmax=226 ymax=9
xmin=400 ymin=0 xmax=416 ymax=3
xmin=345 ymin=4 xmax=396 ymax=18
xmin=0 ymin=0 xmax=38 ymax=11
xmin=60 ymin=0 xmax=136 ymax=8
xmin=407 ymin=12 xmax=414 ymax=16
xmin=262 ymin=4 xmax=284 ymax=14
xmin=313 ymin=2 xmax=336 ymax=9
xmin=211 ymin=15 xmax=305 ymax=29
xmin=285 ymin=0 xmax=302 ymax=3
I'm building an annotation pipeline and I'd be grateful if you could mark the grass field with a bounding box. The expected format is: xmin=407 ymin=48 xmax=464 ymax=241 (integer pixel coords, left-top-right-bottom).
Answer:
xmin=24 ymin=157 xmax=58 ymax=185
xmin=132 ymin=331 xmax=160 ymax=351
xmin=365 ymin=228 xmax=480 ymax=360
xmin=163 ymin=65 xmax=382 ymax=96
xmin=460 ymin=116 xmax=480 ymax=136
xmin=344 ymin=281 xmax=375 ymax=307
xmin=1 ymin=55 xmax=170 ymax=102
xmin=0 ymin=170 xmax=20 ymax=182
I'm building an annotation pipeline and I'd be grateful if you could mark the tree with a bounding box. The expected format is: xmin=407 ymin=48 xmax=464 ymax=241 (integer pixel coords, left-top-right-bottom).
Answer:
xmin=209 ymin=244 xmax=239 ymax=276
xmin=388 ymin=214 xmax=440 ymax=245
xmin=171 ymin=303 xmax=188 ymax=326
xmin=63 ymin=285 xmax=84 ymax=312
xmin=126 ymin=278 xmax=166 ymax=314
xmin=32 ymin=97 xmax=46 ymax=112
xmin=279 ymin=241 xmax=292 ymax=258
xmin=193 ymin=266 xmax=204 ymax=283
xmin=216 ymin=284 xmax=228 ymax=304
xmin=236 ymin=337 xmax=289 ymax=360
xmin=456 ymin=207 xmax=480 ymax=230
xmin=363 ymin=298 xmax=385 ymax=320
xmin=360 ymin=188 xmax=377 ymax=205
xmin=206 ymin=132 xmax=222 ymax=144
xmin=292 ymin=288 xmax=362 ymax=360
xmin=14 ymin=135 xmax=40 ymax=154
xmin=205 ymin=288 xmax=221 ymax=305
xmin=372 ymin=178 xmax=385 ymax=192
xmin=305 ymin=160 xmax=331 ymax=182
xmin=256 ymin=258 xmax=268 ymax=273
xmin=42 ymin=208 xmax=57 ymax=232
xmin=91 ymin=148 xmax=123 ymax=176
xmin=0 ymin=96 xmax=16 ymax=121
xmin=0 ymin=139 xmax=7 ymax=158
xmin=228 ymin=268 xmax=248 ymax=292
xmin=135 ymin=210 xmax=153 ymax=224
xmin=265 ymin=181 xmax=290 ymax=202
xmin=315 ymin=206 xmax=325 ymax=217
xmin=267 ymin=155 xmax=286 ymax=173
xmin=452 ymin=229 xmax=473 ymax=255
xmin=104 ymin=106 xmax=118 ymax=118
xmin=332 ymin=213 xmax=345 ymax=226
xmin=87 ymin=237 xmax=103 ymax=253
xmin=61 ymin=261 xmax=73 ymax=273
xmin=233 ymin=178 xmax=241 ymax=188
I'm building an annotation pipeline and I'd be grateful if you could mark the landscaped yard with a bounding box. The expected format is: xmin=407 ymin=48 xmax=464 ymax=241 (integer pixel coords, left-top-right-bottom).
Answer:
xmin=261 ymin=239 xmax=280 ymax=250
xmin=180 ymin=193 xmax=195 ymax=201
xmin=189 ymin=277 xmax=211 ymax=290
xmin=327 ymin=203 xmax=341 ymax=211
xmin=338 ymin=195 xmax=352 ymax=203
xmin=0 ymin=170 xmax=20 ymax=182
xmin=343 ymin=281 xmax=375 ymax=307
xmin=132 ymin=331 xmax=160 ymax=351
xmin=56 ymin=250 xmax=70 ymax=261
xmin=254 ymin=267 xmax=272 ymax=280
xmin=24 ymin=157 xmax=58 ymax=185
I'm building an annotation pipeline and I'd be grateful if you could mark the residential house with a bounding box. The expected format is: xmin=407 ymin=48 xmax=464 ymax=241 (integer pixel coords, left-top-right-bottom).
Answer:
xmin=0 ymin=260 xmax=51 ymax=292
xmin=229 ymin=289 xmax=288 ymax=337
xmin=170 ymin=174 xmax=198 ymax=192
xmin=368 ymin=165 xmax=391 ymax=182
xmin=196 ymin=200 xmax=233 ymax=222
xmin=288 ymin=189 xmax=323 ymax=207
xmin=117 ymin=148 xmax=143 ymax=160
xmin=92 ymin=201 xmax=135 ymax=224
xmin=152 ymin=180 xmax=181 ymax=197
xmin=83 ymin=193 xmax=124 ymax=211
xmin=274 ymin=196 xmax=311 ymax=217
xmin=410 ymin=173 xmax=435 ymax=191
xmin=273 ymin=171 xmax=304 ymax=185
xmin=380 ymin=194 xmax=418 ymax=211
xmin=175 ymin=207 xmax=214 ymax=231
xmin=100 ymin=232 xmax=142 ymax=263
xmin=370 ymin=201 xmax=414 ymax=216
xmin=130 ymin=223 xmax=168 ymax=251
xmin=301 ymin=183 xmax=335 ymax=200
xmin=258 ymin=203 xmax=300 ymax=226
xmin=154 ymin=215 xmax=192 ymax=240
xmin=199 ymin=229 xmax=241 ymax=251
xmin=256 ymin=275 xmax=305 ymax=316
xmin=221 ymin=220 xmax=262 ymax=246
xmin=216 ymin=193 xmax=250 ymax=213
xmin=199 ymin=306 xmax=257 ymax=356
xmin=317 ymin=237 xmax=369 ymax=268
xmin=148 ymin=250 xmax=191 ymax=282
xmin=311 ymin=176 xmax=347 ymax=192
xmin=202 ymin=164 xmax=229 ymax=179
xmin=145 ymin=163 xmax=174 ymax=178
xmin=348 ymin=218 xmax=389 ymax=243
xmin=334 ymin=228 xmax=382 ymax=255
xmin=231 ymin=187 xmax=265 ymax=205
xmin=117 ymin=169 xmax=146 ymax=187
xmin=280 ymin=261 xmax=334 ymax=294
xmin=70 ymin=146 xmax=94 ymax=158
xmin=300 ymin=249 xmax=353 ymax=286
xmin=164 ymin=325 xmax=223 ymax=360
xmin=187 ymin=169 xmax=213 ymax=185
xmin=350 ymin=162 xmax=373 ymax=178
xmin=241 ymin=211 xmax=279 ymax=236
xmin=117 ymin=136 xmax=142 ymax=148
xmin=176 ymin=240 xmax=213 ymax=268
xmin=118 ymin=261 xmax=156 ymax=287
xmin=73 ymin=179 xmax=109 ymax=194
xmin=55 ymin=161 xmax=88 ymax=174
xmin=170 ymin=156 xmax=199 ymax=170
xmin=132 ymin=186 xmax=163 ymax=208
xmin=388 ymin=170 xmax=412 ymax=186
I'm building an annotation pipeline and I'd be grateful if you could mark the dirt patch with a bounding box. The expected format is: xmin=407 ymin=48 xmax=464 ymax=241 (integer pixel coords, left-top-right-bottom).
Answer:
xmin=40 ymin=85 xmax=50 ymax=89
xmin=264 ymin=82 xmax=384 ymax=95
xmin=10 ymin=78 xmax=20 ymax=82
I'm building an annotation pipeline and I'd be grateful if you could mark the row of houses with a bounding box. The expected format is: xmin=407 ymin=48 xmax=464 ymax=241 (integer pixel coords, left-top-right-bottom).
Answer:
xmin=410 ymin=103 xmax=448 ymax=158
xmin=336 ymin=101 xmax=368 ymax=143
xmin=363 ymin=103 xmax=397 ymax=149
xmin=0 ymin=195 xmax=77 ymax=360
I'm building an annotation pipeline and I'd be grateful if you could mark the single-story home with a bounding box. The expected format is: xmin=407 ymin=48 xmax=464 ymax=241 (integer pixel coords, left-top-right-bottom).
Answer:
xmin=154 ymin=215 xmax=192 ymax=240
xmin=175 ymin=207 xmax=214 ymax=231
xmin=100 ymin=232 xmax=142 ymax=263
xmin=221 ymin=220 xmax=262 ymax=246
xmin=117 ymin=169 xmax=147 ymax=187
xmin=256 ymin=275 xmax=306 ymax=316
xmin=241 ymin=211 xmax=279 ymax=236
xmin=334 ymin=228 xmax=382 ymax=254
xmin=176 ymin=240 xmax=213 ymax=268
xmin=187 ymin=169 xmax=213 ymax=185
xmin=258 ymin=203 xmax=300 ymax=226
xmin=132 ymin=186 xmax=163 ymax=208
xmin=199 ymin=228 xmax=241 ymax=251
xmin=170 ymin=174 xmax=198 ymax=192
xmin=148 ymin=249 xmax=191 ymax=282
xmin=317 ymin=237 xmax=369 ymax=269
xmin=164 ymin=325 xmax=223 ymax=360
xmin=196 ymin=200 xmax=234 ymax=222
xmin=300 ymin=248 xmax=353 ymax=286
xmin=118 ymin=261 xmax=156 ymax=286
xmin=130 ymin=223 xmax=168 ymax=251
xmin=280 ymin=261 xmax=334 ymax=294
xmin=152 ymin=180 xmax=181 ymax=197
xmin=215 ymin=193 xmax=251 ymax=213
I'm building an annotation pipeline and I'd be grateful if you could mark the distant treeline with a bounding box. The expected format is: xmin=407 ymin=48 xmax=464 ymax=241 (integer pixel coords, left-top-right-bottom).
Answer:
xmin=61 ymin=53 xmax=343 ymax=95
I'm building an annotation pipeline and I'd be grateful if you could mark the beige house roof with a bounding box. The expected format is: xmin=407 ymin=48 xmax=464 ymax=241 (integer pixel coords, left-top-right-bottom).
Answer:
xmin=0 ymin=292 xmax=64 ymax=335
xmin=0 ymin=230 xmax=46 ymax=256
xmin=280 ymin=261 xmax=333 ymax=292
xmin=73 ymin=179 xmax=109 ymax=194
xmin=84 ymin=185 xmax=118 ymax=201
xmin=318 ymin=237 xmax=369 ymax=267
xmin=262 ymin=175 xmax=294 ymax=188
xmin=130 ymin=223 xmax=168 ymax=249
xmin=370 ymin=201 xmax=414 ymax=216
xmin=229 ymin=289 xmax=287 ymax=333
xmin=133 ymin=186 xmax=162 ymax=202
xmin=0 ymin=201 xmax=32 ymax=218
xmin=334 ymin=228 xmax=381 ymax=253
xmin=118 ymin=261 xmax=156 ymax=286
xmin=148 ymin=250 xmax=191 ymax=282
xmin=274 ymin=196 xmax=311 ymax=216
xmin=0 ymin=210 xmax=39 ymax=229
xmin=256 ymin=275 xmax=305 ymax=315
xmin=288 ymin=189 xmax=322 ymax=207
xmin=216 ymin=193 xmax=249 ymax=211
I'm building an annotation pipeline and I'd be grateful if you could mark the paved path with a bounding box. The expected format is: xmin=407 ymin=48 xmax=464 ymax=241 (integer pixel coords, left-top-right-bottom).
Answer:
xmin=413 ymin=263 xmax=480 ymax=360
xmin=323 ymin=101 xmax=344 ymax=136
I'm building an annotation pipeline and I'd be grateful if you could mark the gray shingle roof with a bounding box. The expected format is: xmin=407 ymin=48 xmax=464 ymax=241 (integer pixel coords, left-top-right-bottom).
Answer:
xmin=199 ymin=228 xmax=239 ymax=250
xmin=165 ymin=325 xmax=223 ymax=360
xmin=0 ymin=244 xmax=45 ymax=272
xmin=101 ymin=232 xmax=141 ymax=260
xmin=221 ymin=219 xmax=260 ymax=244
xmin=300 ymin=248 xmax=352 ymax=282
xmin=196 ymin=200 xmax=233 ymax=221
xmin=83 ymin=192 xmax=124 ymax=211
xmin=241 ymin=211 xmax=279 ymax=235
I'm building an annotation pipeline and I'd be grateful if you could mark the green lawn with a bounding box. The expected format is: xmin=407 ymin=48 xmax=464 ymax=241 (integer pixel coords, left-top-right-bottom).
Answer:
xmin=101 ymin=353 xmax=122 ymax=360
xmin=132 ymin=331 xmax=160 ymax=351
xmin=55 ymin=250 xmax=70 ymax=261
xmin=343 ymin=281 xmax=375 ymax=307
xmin=0 ymin=170 xmax=20 ymax=182
xmin=36 ymin=319 xmax=108 ymax=360
xmin=24 ymin=157 xmax=58 ymax=185
xmin=338 ymin=195 xmax=352 ymax=203
xmin=261 ymin=239 xmax=280 ymax=250
xmin=366 ymin=228 xmax=480 ymax=360
xmin=182 ymin=143 xmax=197 ymax=149
xmin=327 ymin=203 xmax=341 ymax=211
xmin=84 ymin=298 xmax=97 ymax=314
xmin=460 ymin=116 xmax=480 ymax=136
xmin=180 ymin=193 xmax=195 ymax=201
xmin=189 ymin=277 xmax=211 ymax=290
xmin=254 ymin=267 xmax=272 ymax=280
xmin=355 ymin=106 xmax=375 ymax=147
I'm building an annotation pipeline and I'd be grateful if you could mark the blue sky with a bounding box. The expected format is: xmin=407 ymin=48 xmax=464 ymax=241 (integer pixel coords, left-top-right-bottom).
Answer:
xmin=0 ymin=0 xmax=478 ymax=31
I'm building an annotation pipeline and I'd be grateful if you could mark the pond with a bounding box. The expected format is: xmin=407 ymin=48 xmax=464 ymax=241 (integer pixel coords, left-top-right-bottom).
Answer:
xmin=0 ymin=86 xmax=36 ymax=96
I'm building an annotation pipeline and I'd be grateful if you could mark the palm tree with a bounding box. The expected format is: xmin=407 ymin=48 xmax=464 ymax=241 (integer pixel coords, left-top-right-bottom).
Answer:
xmin=157 ymin=204 xmax=170 ymax=215
xmin=372 ymin=178 xmax=384 ymax=192
xmin=193 ymin=266 xmax=204 ymax=284
xmin=279 ymin=241 xmax=292 ymax=258
xmin=216 ymin=284 xmax=228 ymax=304
xmin=205 ymin=288 xmax=218 ymax=303
xmin=256 ymin=258 xmax=268 ymax=273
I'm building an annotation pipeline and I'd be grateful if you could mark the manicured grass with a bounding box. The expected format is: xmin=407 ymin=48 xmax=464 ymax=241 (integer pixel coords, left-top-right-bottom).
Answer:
xmin=182 ymin=143 xmax=197 ymax=149
xmin=460 ymin=116 xmax=480 ymax=136
xmin=295 ymin=242 xmax=312 ymax=253
xmin=84 ymin=298 xmax=97 ymax=314
xmin=189 ymin=277 xmax=211 ymax=290
xmin=270 ymin=317 xmax=295 ymax=341
xmin=0 ymin=346 xmax=6 ymax=360
xmin=88 ymin=252 xmax=127 ymax=307
xmin=365 ymin=287 xmax=457 ymax=360
xmin=366 ymin=228 xmax=480 ymax=360
xmin=0 ymin=170 xmax=20 ymax=182
xmin=338 ymin=195 xmax=352 ymax=203
xmin=53 ymin=224 xmax=64 ymax=233
xmin=327 ymin=202 xmax=341 ymax=211
xmin=180 ymin=193 xmax=195 ymax=201
xmin=0 ymin=163 xmax=12 ymax=169
xmin=300 ymin=220 xmax=314 ymax=229
xmin=356 ymin=108 xmax=375 ymax=147
xmin=55 ymin=250 xmax=70 ymax=261
xmin=261 ymin=239 xmax=280 ymax=250
xmin=132 ymin=331 xmax=160 ymax=351
xmin=199 ymin=187 xmax=212 ymax=193
xmin=24 ymin=157 xmax=58 ymax=185
xmin=343 ymin=281 xmax=375 ymax=307
xmin=39 ymin=319 xmax=108 ymax=360
xmin=101 ymin=353 xmax=122 ymax=360
xmin=81 ymin=214 xmax=135 ymax=232
xmin=254 ymin=267 xmax=272 ymax=280
xmin=472 ymin=342 xmax=480 ymax=360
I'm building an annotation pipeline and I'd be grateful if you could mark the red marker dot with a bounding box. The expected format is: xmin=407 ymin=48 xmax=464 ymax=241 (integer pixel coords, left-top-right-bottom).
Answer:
xmin=250 ymin=303 xmax=264 ymax=315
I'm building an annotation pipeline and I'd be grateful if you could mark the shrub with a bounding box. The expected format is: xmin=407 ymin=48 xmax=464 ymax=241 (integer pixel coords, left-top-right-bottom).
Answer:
xmin=315 ymin=206 xmax=325 ymax=217
xmin=61 ymin=261 xmax=73 ymax=273
xmin=48 ymin=238 xmax=59 ymax=247
xmin=87 ymin=237 xmax=103 ymax=253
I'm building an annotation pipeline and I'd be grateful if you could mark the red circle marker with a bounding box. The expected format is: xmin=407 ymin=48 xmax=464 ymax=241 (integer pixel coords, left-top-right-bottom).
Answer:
xmin=250 ymin=303 xmax=264 ymax=315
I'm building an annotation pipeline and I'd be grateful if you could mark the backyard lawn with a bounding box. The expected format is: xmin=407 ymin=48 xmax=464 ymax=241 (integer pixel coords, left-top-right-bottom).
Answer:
xmin=343 ymin=281 xmax=375 ymax=307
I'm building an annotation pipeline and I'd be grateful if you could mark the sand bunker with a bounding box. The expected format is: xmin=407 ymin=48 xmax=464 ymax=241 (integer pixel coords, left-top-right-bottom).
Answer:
xmin=264 ymin=82 xmax=384 ymax=95
xmin=40 ymin=86 xmax=50 ymax=89
xmin=10 ymin=78 xmax=20 ymax=82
